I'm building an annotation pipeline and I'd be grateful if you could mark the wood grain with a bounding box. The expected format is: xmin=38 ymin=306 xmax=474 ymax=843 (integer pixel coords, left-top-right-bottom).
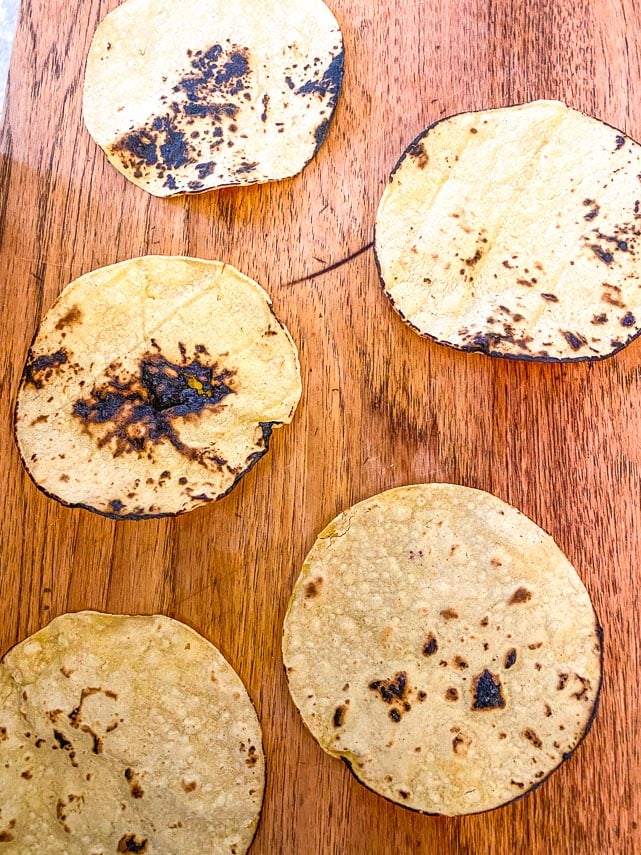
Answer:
xmin=1 ymin=0 xmax=640 ymax=851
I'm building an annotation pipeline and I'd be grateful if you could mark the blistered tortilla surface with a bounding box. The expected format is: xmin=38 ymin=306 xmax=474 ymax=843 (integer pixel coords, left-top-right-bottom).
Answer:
xmin=83 ymin=0 xmax=343 ymax=196
xmin=375 ymin=100 xmax=641 ymax=360
xmin=0 ymin=612 xmax=265 ymax=853
xmin=15 ymin=256 xmax=301 ymax=518
xmin=283 ymin=484 xmax=602 ymax=815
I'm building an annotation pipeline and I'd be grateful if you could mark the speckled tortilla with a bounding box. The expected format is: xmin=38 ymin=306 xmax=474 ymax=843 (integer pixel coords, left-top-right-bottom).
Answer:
xmin=0 ymin=612 xmax=265 ymax=853
xmin=283 ymin=484 xmax=602 ymax=816
xmin=375 ymin=100 xmax=641 ymax=361
xmin=83 ymin=0 xmax=343 ymax=196
xmin=15 ymin=256 xmax=301 ymax=519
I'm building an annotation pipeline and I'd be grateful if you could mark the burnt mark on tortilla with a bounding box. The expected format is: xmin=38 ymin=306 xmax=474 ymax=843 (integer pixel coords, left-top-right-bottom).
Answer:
xmin=471 ymin=669 xmax=506 ymax=710
xmin=504 ymin=648 xmax=517 ymax=669
xmin=109 ymin=44 xmax=250 ymax=190
xmin=541 ymin=293 xmax=559 ymax=302
xmin=261 ymin=93 xmax=270 ymax=122
xmin=73 ymin=351 xmax=235 ymax=463
xmin=422 ymin=633 xmax=438 ymax=656
xmin=369 ymin=672 xmax=412 ymax=720
xmin=55 ymin=305 xmax=83 ymax=330
xmin=440 ymin=608 xmax=458 ymax=620
xmin=508 ymin=586 xmax=532 ymax=605
xmin=445 ymin=687 xmax=459 ymax=701
xmin=304 ymin=577 xmax=323 ymax=599
xmin=522 ymin=728 xmax=543 ymax=749
xmin=592 ymin=313 xmax=608 ymax=325
xmin=368 ymin=672 xmax=408 ymax=704
xmin=68 ymin=687 xmax=118 ymax=754
xmin=590 ymin=245 xmax=614 ymax=265
xmin=582 ymin=199 xmax=600 ymax=221
xmin=407 ymin=140 xmax=429 ymax=169
xmin=53 ymin=730 xmax=72 ymax=751
xmin=24 ymin=349 xmax=68 ymax=388
xmin=296 ymin=52 xmax=343 ymax=104
xmin=621 ymin=311 xmax=636 ymax=326
xmin=615 ymin=135 xmax=625 ymax=150
xmin=117 ymin=834 xmax=149 ymax=853
xmin=333 ymin=705 xmax=347 ymax=727
xmin=558 ymin=673 xmax=569 ymax=690
xmin=124 ymin=767 xmax=144 ymax=798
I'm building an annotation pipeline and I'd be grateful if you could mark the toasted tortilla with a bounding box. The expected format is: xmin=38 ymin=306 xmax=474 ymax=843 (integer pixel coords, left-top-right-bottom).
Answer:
xmin=0 ymin=612 xmax=264 ymax=853
xmin=375 ymin=100 xmax=641 ymax=361
xmin=83 ymin=0 xmax=343 ymax=196
xmin=283 ymin=484 xmax=602 ymax=815
xmin=15 ymin=256 xmax=301 ymax=518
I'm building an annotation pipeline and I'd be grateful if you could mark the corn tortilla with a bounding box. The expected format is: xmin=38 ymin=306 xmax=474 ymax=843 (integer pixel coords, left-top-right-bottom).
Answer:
xmin=0 ymin=612 xmax=264 ymax=853
xmin=283 ymin=484 xmax=602 ymax=815
xmin=375 ymin=100 xmax=641 ymax=361
xmin=15 ymin=256 xmax=301 ymax=519
xmin=83 ymin=0 xmax=343 ymax=196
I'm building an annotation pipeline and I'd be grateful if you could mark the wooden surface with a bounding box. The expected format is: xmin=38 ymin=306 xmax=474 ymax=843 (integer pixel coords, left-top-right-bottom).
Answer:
xmin=1 ymin=0 xmax=640 ymax=852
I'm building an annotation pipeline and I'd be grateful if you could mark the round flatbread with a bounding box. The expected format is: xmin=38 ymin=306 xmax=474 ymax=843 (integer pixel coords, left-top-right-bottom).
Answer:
xmin=83 ymin=0 xmax=343 ymax=196
xmin=375 ymin=100 xmax=641 ymax=361
xmin=283 ymin=484 xmax=602 ymax=816
xmin=15 ymin=256 xmax=301 ymax=519
xmin=0 ymin=612 xmax=265 ymax=853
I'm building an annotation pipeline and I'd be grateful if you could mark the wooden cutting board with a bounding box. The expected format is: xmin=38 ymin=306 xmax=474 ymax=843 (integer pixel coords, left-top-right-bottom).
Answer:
xmin=1 ymin=0 xmax=639 ymax=851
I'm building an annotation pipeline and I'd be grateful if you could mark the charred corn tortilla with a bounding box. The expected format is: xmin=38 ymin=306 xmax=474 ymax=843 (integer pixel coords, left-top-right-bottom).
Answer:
xmin=83 ymin=0 xmax=343 ymax=196
xmin=375 ymin=100 xmax=641 ymax=361
xmin=0 ymin=612 xmax=264 ymax=853
xmin=15 ymin=256 xmax=301 ymax=519
xmin=283 ymin=484 xmax=602 ymax=816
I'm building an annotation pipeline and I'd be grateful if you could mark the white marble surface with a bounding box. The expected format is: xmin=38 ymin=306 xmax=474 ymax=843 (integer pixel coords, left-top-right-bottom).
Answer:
xmin=0 ymin=0 xmax=19 ymax=116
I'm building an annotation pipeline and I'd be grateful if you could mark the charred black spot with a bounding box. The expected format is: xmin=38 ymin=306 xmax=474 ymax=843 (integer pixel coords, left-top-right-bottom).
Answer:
xmin=24 ymin=349 xmax=68 ymax=387
xmin=333 ymin=705 xmax=346 ymax=727
xmin=110 ymin=500 xmax=124 ymax=513
xmin=368 ymin=672 xmax=408 ymax=704
xmin=422 ymin=634 xmax=438 ymax=656
xmin=296 ymin=51 xmax=343 ymax=107
xmin=195 ymin=161 xmax=216 ymax=180
xmin=592 ymin=313 xmax=608 ymax=325
xmin=621 ymin=312 xmax=636 ymax=326
xmin=615 ymin=135 xmax=625 ymax=150
xmin=471 ymin=670 xmax=506 ymax=710
xmin=236 ymin=161 xmax=258 ymax=174
xmin=117 ymin=834 xmax=148 ymax=853
xmin=504 ymin=648 xmax=517 ymax=669
xmin=389 ymin=708 xmax=401 ymax=723
xmin=53 ymin=730 xmax=72 ymax=750
xmin=73 ymin=352 xmax=235 ymax=460
xmin=591 ymin=245 xmax=614 ymax=265
xmin=261 ymin=93 xmax=270 ymax=122
xmin=562 ymin=330 xmax=586 ymax=350
xmin=314 ymin=118 xmax=331 ymax=149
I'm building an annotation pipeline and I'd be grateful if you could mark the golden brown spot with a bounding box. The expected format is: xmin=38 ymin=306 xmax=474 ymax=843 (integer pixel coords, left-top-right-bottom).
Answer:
xmin=544 ymin=704 xmax=552 ymax=717
xmin=454 ymin=656 xmax=468 ymax=669
xmin=445 ymin=687 xmax=459 ymax=701
xmin=21 ymin=769 xmax=33 ymax=779
xmin=509 ymin=587 xmax=532 ymax=605
xmin=440 ymin=608 xmax=458 ymax=620
xmin=523 ymin=728 xmax=543 ymax=749
xmin=124 ymin=768 xmax=144 ymax=798
xmin=55 ymin=305 xmax=83 ymax=330
xmin=304 ymin=577 xmax=323 ymax=599
xmin=490 ymin=557 xmax=502 ymax=567
xmin=181 ymin=779 xmax=197 ymax=792
xmin=480 ymin=616 xmax=489 ymax=627
xmin=557 ymin=673 xmax=569 ymax=690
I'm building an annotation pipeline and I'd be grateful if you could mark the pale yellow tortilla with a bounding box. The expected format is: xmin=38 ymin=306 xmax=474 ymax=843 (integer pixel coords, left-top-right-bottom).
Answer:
xmin=375 ymin=100 xmax=641 ymax=360
xmin=0 ymin=612 xmax=265 ymax=853
xmin=15 ymin=256 xmax=301 ymax=518
xmin=83 ymin=0 xmax=343 ymax=196
xmin=283 ymin=484 xmax=602 ymax=815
